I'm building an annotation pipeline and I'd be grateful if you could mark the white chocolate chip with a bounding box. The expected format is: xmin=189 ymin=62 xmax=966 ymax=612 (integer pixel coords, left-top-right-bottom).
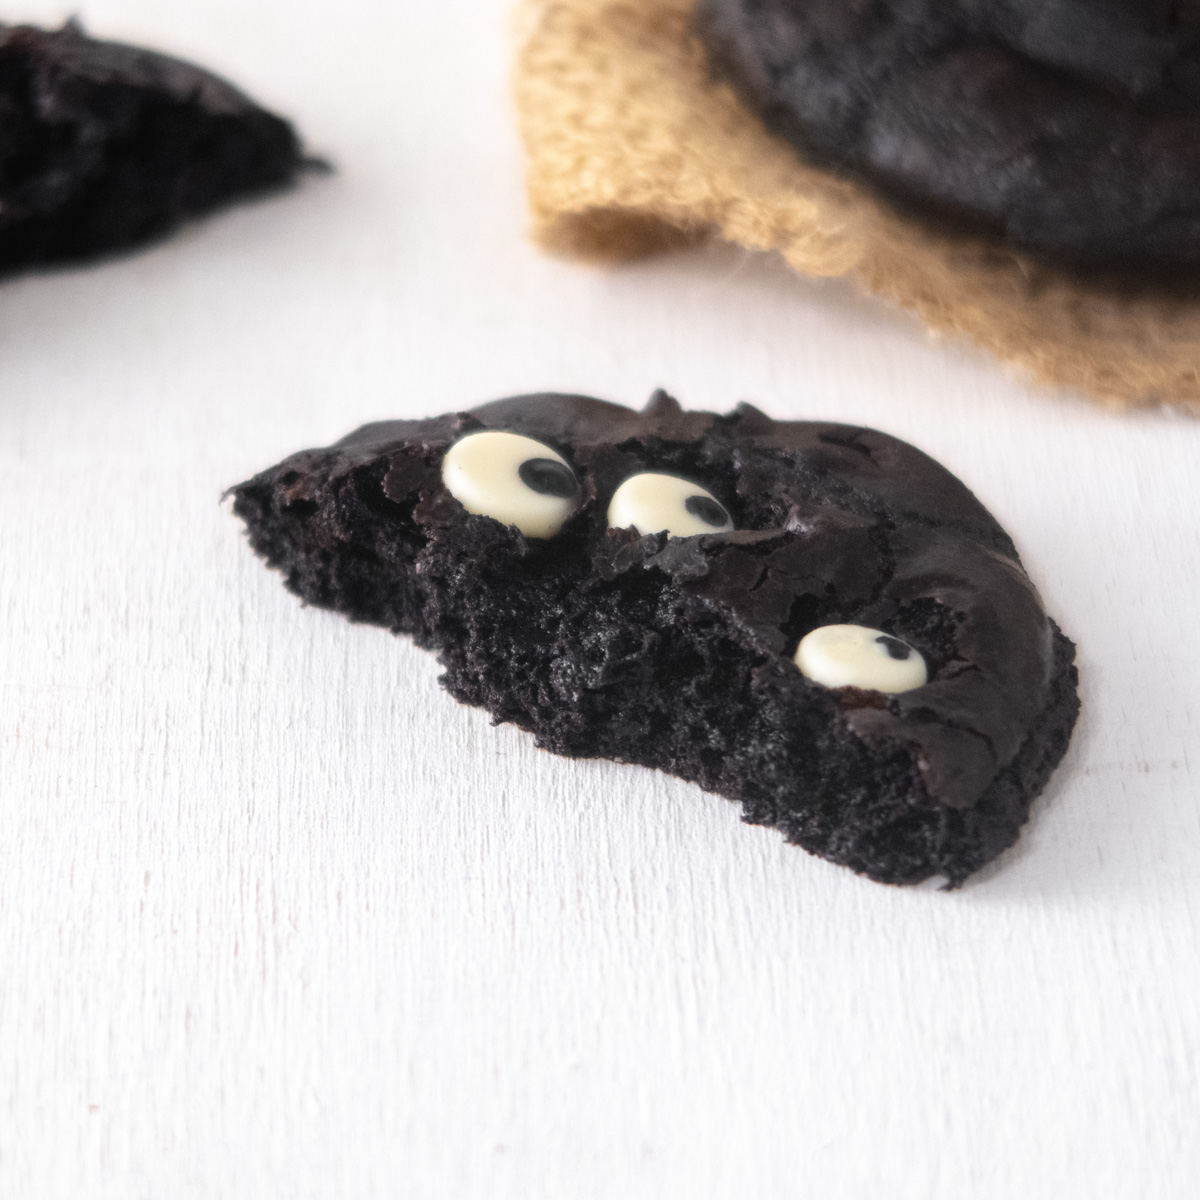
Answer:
xmin=442 ymin=430 xmax=579 ymax=539
xmin=794 ymin=624 xmax=928 ymax=694
xmin=607 ymin=472 xmax=733 ymax=538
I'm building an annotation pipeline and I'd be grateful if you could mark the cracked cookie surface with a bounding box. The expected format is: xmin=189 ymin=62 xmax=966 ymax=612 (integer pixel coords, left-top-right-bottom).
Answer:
xmin=232 ymin=391 xmax=1078 ymax=885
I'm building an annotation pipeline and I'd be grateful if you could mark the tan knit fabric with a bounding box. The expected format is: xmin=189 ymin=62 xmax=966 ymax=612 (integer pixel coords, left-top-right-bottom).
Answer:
xmin=514 ymin=0 xmax=1200 ymax=412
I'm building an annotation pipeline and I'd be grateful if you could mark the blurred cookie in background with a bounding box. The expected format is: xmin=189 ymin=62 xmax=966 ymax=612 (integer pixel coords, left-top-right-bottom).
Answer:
xmin=514 ymin=0 xmax=1200 ymax=412
xmin=0 ymin=20 xmax=317 ymax=279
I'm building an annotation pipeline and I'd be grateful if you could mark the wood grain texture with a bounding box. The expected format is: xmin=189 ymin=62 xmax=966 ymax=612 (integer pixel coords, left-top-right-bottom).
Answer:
xmin=0 ymin=2 xmax=1197 ymax=1198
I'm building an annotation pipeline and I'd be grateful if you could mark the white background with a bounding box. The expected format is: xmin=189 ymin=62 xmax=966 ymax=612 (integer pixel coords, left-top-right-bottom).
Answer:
xmin=1 ymin=2 xmax=1198 ymax=1197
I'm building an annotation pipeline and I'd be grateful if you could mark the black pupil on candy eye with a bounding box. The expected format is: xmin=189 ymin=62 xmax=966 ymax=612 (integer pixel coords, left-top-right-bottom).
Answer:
xmin=875 ymin=635 xmax=911 ymax=661
xmin=518 ymin=457 xmax=578 ymax=498
xmin=684 ymin=495 xmax=728 ymax=527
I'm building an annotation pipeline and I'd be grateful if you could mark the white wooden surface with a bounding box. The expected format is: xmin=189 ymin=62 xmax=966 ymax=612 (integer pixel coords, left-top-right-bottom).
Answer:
xmin=1 ymin=2 xmax=1198 ymax=1197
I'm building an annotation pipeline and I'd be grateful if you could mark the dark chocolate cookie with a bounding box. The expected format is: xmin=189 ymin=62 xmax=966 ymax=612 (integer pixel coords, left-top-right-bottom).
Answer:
xmin=232 ymin=392 xmax=1078 ymax=886
xmin=0 ymin=20 xmax=309 ymax=276
xmin=695 ymin=0 xmax=1200 ymax=271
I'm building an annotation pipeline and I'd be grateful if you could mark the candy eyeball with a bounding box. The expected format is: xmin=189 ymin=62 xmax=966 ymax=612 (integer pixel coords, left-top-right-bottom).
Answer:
xmin=442 ymin=430 xmax=580 ymax=539
xmin=607 ymin=473 xmax=734 ymax=538
xmin=794 ymin=624 xmax=928 ymax=694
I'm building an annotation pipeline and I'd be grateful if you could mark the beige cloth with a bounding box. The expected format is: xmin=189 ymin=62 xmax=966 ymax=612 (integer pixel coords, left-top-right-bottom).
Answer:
xmin=514 ymin=0 xmax=1200 ymax=412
